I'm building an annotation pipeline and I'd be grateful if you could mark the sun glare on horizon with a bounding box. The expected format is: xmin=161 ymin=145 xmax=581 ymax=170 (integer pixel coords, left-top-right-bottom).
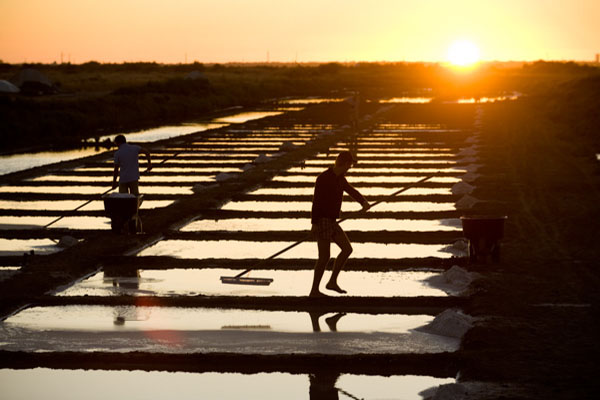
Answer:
xmin=447 ymin=40 xmax=480 ymax=67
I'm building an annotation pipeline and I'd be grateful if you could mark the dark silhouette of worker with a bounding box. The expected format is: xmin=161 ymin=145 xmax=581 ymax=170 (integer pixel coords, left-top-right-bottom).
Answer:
xmin=309 ymin=151 xmax=369 ymax=297
xmin=112 ymin=134 xmax=152 ymax=195
xmin=308 ymin=311 xmax=347 ymax=332
xmin=309 ymin=371 xmax=340 ymax=400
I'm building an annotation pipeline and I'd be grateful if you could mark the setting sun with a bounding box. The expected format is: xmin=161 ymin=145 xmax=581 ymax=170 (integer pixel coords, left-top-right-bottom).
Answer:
xmin=447 ymin=40 xmax=480 ymax=67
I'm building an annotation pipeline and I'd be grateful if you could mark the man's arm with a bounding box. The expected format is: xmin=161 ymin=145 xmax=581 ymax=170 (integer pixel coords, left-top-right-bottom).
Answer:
xmin=343 ymin=180 xmax=370 ymax=211
xmin=140 ymin=147 xmax=152 ymax=172
xmin=112 ymin=165 xmax=119 ymax=189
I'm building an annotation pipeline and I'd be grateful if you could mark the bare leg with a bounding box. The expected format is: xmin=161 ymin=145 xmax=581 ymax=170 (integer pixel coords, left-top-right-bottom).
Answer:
xmin=326 ymin=230 xmax=352 ymax=294
xmin=309 ymin=239 xmax=331 ymax=297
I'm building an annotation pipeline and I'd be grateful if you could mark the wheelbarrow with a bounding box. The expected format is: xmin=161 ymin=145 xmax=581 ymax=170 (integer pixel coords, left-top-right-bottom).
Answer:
xmin=102 ymin=193 xmax=144 ymax=234
xmin=460 ymin=215 xmax=507 ymax=263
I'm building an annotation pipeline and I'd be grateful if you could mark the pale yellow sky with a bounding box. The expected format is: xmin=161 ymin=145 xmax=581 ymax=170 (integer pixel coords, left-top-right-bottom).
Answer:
xmin=1 ymin=0 xmax=598 ymax=64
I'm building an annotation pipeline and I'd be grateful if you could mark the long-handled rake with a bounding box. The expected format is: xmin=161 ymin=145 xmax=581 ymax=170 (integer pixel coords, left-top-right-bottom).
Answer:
xmin=220 ymin=174 xmax=437 ymax=286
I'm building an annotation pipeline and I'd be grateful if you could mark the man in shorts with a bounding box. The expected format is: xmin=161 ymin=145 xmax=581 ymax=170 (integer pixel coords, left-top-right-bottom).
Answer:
xmin=309 ymin=150 xmax=369 ymax=297
xmin=112 ymin=134 xmax=152 ymax=195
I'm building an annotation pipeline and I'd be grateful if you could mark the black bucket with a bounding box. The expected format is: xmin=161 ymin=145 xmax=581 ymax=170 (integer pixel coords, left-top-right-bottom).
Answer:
xmin=460 ymin=215 xmax=507 ymax=263
xmin=102 ymin=193 xmax=143 ymax=233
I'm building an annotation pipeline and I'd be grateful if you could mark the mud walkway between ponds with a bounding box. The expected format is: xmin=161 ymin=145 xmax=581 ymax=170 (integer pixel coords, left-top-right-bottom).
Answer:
xmin=0 ymin=351 xmax=459 ymax=378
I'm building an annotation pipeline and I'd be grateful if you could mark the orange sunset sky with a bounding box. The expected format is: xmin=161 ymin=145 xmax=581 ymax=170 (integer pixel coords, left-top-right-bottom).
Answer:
xmin=1 ymin=0 xmax=598 ymax=64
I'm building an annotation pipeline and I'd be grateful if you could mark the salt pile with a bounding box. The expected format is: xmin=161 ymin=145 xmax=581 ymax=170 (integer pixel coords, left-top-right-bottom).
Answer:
xmin=455 ymin=194 xmax=479 ymax=209
xmin=440 ymin=239 xmax=469 ymax=258
xmin=464 ymin=163 xmax=482 ymax=173
xmin=57 ymin=235 xmax=78 ymax=248
xmin=465 ymin=135 xmax=480 ymax=144
xmin=451 ymin=182 xmax=475 ymax=195
xmin=253 ymin=154 xmax=271 ymax=164
xmin=460 ymin=172 xmax=481 ymax=183
xmin=278 ymin=141 xmax=297 ymax=152
xmin=457 ymin=156 xmax=479 ymax=164
xmin=422 ymin=383 xmax=469 ymax=400
xmin=424 ymin=265 xmax=477 ymax=296
xmin=457 ymin=145 xmax=479 ymax=157
xmin=215 ymin=173 xmax=234 ymax=182
xmin=416 ymin=309 xmax=474 ymax=338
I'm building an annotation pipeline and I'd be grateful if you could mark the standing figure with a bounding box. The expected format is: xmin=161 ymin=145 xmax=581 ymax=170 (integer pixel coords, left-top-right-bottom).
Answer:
xmin=112 ymin=134 xmax=152 ymax=195
xmin=309 ymin=151 xmax=369 ymax=297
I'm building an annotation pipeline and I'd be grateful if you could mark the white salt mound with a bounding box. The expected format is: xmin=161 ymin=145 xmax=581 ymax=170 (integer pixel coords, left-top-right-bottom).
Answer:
xmin=424 ymin=265 xmax=475 ymax=296
xmin=253 ymin=154 xmax=271 ymax=164
xmin=432 ymin=383 xmax=469 ymax=400
xmin=452 ymin=182 xmax=475 ymax=195
xmin=465 ymin=136 xmax=480 ymax=144
xmin=57 ymin=235 xmax=78 ymax=248
xmin=278 ymin=141 xmax=297 ymax=152
xmin=456 ymin=194 xmax=479 ymax=210
xmin=460 ymin=172 xmax=481 ymax=183
xmin=444 ymin=265 xmax=472 ymax=285
xmin=457 ymin=156 xmax=479 ymax=164
xmin=418 ymin=309 xmax=474 ymax=338
xmin=215 ymin=173 xmax=234 ymax=182
xmin=464 ymin=163 xmax=483 ymax=173
xmin=457 ymin=145 xmax=479 ymax=157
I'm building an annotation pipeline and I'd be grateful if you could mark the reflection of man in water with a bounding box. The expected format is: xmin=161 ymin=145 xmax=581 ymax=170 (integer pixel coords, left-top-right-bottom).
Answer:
xmin=309 ymin=311 xmax=346 ymax=332
xmin=310 ymin=372 xmax=340 ymax=400
xmin=310 ymin=151 xmax=369 ymax=297
xmin=112 ymin=134 xmax=152 ymax=195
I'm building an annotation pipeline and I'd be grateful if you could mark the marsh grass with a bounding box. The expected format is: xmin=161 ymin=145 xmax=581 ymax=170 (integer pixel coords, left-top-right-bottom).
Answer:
xmin=0 ymin=61 xmax=598 ymax=153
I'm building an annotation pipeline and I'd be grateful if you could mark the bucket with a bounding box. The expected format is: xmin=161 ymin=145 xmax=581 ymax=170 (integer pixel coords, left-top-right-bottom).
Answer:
xmin=460 ymin=215 xmax=507 ymax=263
xmin=102 ymin=193 xmax=143 ymax=233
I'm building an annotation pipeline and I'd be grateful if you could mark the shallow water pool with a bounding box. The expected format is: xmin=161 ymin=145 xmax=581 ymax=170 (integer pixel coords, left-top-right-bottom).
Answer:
xmin=0 ymin=305 xmax=458 ymax=354
xmin=137 ymin=240 xmax=453 ymax=259
xmin=0 ymin=369 xmax=454 ymax=400
xmin=57 ymin=268 xmax=448 ymax=297
xmin=180 ymin=218 xmax=461 ymax=232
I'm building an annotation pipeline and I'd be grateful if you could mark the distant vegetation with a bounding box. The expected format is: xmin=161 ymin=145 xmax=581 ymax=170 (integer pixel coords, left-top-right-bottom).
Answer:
xmin=0 ymin=61 xmax=598 ymax=153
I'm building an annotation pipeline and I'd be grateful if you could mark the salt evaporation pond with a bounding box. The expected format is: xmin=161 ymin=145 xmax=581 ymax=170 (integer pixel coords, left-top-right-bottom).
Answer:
xmin=97 ymin=122 xmax=225 ymax=143
xmin=180 ymin=218 xmax=461 ymax=232
xmin=272 ymin=175 xmax=460 ymax=183
xmin=0 ymin=305 xmax=458 ymax=354
xmin=56 ymin=269 xmax=448 ymax=297
xmin=137 ymin=240 xmax=453 ymax=259
xmin=0 ymin=148 xmax=108 ymax=176
xmin=0 ymin=185 xmax=194 ymax=195
xmin=249 ymin=187 xmax=453 ymax=196
xmin=0 ymin=216 xmax=110 ymax=230
xmin=0 ymin=199 xmax=172 ymax=211
xmin=220 ymin=200 xmax=456 ymax=212
xmin=211 ymin=111 xmax=283 ymax=123
xmin=0 ymin=238 xmax=63 ymax=256
xmin=30 ymin=175 xmax=216 ymax=183
xmin=0 ymin=369 xmax=454 ymax=400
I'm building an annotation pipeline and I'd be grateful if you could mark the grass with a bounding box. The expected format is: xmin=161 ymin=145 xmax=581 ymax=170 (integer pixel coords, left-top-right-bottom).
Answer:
xmin=0 ymin=61 xmax=598 ymax=153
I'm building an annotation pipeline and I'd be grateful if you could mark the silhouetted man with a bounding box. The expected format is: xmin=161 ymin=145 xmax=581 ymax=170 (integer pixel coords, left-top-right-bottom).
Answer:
xmin=309 ymin=151 xmax=369 ymax=297
xmin=112 ymin=134 xmax=151 ymax=195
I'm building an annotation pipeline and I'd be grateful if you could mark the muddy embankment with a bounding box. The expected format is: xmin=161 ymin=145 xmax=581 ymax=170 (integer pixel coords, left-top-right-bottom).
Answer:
xmin=457 ymin=94 xmax=600 ymax=398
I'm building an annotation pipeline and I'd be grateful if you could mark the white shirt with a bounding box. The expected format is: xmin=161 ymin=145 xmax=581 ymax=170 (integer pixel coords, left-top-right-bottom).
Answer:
xmin=114 ymin=143 xmax=141 ymax=183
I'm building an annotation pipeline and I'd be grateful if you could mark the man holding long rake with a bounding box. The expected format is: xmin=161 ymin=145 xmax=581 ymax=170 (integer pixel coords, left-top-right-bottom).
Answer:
xmin=309 ymin=151 xmax=370 ymax=297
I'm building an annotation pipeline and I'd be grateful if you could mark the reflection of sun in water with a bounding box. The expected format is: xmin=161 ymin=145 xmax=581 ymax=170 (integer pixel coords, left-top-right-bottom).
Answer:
xmin=447 ymin=40 xmax=480 ymax=67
